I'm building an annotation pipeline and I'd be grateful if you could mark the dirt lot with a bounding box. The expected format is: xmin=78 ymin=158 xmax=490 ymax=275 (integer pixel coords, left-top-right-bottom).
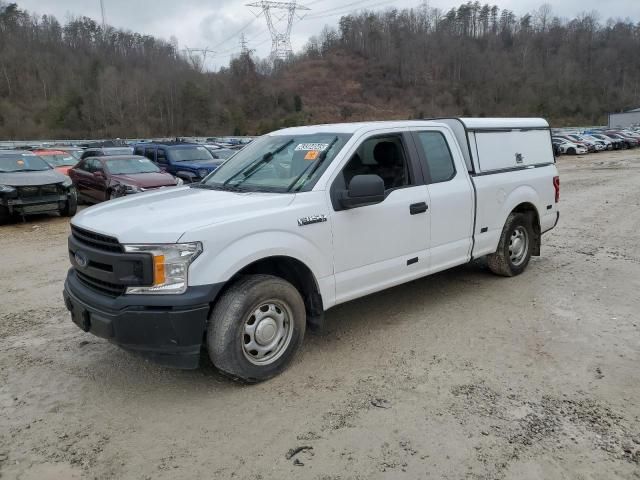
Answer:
xmin=1 ymin=150 xmax=639 ymax=480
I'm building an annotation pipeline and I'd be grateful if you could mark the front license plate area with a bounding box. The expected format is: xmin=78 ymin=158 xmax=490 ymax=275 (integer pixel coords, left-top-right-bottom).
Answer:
xmin=71 ymin=307 xmax=91 ymax=332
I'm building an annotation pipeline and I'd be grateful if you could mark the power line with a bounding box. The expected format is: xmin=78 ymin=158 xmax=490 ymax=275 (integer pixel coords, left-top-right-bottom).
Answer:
xmin=210 ymin=15 xmax=262 ymax=51
xmin=302 ymin=0 xmax=398 ymax=19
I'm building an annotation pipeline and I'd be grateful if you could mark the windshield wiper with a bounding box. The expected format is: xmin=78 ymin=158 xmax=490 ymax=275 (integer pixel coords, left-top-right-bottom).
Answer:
xmin=286 ymin=136 xmax=339 ymax=192
xmin=191 ymin=183 xmax=248 ymax=192
xmin=223 ymin=139 xmax=294 ymax=187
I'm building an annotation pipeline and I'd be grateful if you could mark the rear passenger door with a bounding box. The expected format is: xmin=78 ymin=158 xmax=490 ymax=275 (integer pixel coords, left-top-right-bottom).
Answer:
xmin=411 ymin=128 xmax=474 ymax=273
xmin=329 ymin=130 xmax=431 ymax=304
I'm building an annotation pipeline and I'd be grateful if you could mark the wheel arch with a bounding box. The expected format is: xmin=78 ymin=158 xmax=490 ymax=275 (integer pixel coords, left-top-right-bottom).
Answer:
xmin=221 ymin=255 xmax=325 ymax=330
xmin=509 ymin=201 xmax=541 ymax=256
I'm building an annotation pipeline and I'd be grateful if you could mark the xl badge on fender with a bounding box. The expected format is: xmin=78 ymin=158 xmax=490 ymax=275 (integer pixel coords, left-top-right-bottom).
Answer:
xmin=297 ymin=214 xmax=327 ymax=227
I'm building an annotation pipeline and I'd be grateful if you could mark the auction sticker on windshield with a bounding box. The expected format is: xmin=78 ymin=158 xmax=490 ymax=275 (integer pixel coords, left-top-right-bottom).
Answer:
xmin=304 ymin=151 xmax=320 ymax=161
xmin=295 ymin=143 xmax=330 ymax=152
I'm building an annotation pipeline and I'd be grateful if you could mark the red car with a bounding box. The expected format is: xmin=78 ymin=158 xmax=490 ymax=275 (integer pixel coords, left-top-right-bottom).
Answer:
xmin=68 ymin=155 xmax=183 ymax=203
xmin=33 ymin=149 xmax=78 ymax=175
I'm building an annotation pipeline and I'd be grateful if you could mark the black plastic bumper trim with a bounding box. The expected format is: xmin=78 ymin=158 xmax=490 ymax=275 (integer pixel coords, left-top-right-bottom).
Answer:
xmin=63 ymin=269 xmax=224 ymax=369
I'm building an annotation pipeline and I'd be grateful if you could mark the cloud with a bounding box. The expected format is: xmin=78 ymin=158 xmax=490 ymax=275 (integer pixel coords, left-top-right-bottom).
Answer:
xmin=15 ymin=0 xmax=640 ymax=65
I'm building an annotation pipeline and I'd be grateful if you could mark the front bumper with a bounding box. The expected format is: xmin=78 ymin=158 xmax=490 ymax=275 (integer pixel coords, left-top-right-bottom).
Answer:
xmin=2 ymin=194 xmax=68 ymax=215
xmin=63 ymin=269 xmax=223 ymax=369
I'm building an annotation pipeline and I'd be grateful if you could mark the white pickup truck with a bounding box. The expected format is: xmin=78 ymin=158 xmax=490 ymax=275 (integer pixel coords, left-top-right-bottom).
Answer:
xmin=63 ymin=119 xmax=560 ymax=382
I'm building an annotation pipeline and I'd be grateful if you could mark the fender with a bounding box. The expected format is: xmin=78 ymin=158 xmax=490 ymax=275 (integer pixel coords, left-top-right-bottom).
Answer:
xmin=188 ymin=230 xmax=335 ymax=307
xmin=500 ymin=184 xmax=541 ymax=229
xmin=473 ymin=183 xmax=542 ymax=257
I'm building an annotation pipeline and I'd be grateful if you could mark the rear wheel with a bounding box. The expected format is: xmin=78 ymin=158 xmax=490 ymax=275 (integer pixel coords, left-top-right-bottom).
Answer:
xmin=487 ymin=212 xmax=534 ymax=277
xmin=207 ymin=274 xmax=306 ymax=383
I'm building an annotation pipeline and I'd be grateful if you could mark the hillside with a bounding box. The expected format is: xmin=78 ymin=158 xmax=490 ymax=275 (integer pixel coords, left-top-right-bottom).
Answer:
xmin=1 ymin=1 xmax=639 ymax=139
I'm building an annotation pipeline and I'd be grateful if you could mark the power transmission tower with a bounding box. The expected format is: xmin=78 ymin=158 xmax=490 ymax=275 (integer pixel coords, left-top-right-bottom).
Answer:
xmin=240 ymin=33 xmax=249 ymax=55
xmin=182 ymin=47 xmax=214 ymax=72
xmin=99 ymin=0 xmax=106 ymax=29
xmin=246 ymin=1 xmax=310 ymax=64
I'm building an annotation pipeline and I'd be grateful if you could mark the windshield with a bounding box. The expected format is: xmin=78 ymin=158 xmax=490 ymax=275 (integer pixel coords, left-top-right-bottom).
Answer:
xmin=105 ymin=157 xmax=160 ymax=175
xmin=0 ymin=154 xmax=51 ymax=172
xmin=169 ymin=146 xmax=214 ymax=162
xmin=38 ymin=154 xmax=77 ymax=167
xmin=200 ymin=133 xmax=351 ymax=192
xmin=211 ymin=149 xmax=234 ymax=160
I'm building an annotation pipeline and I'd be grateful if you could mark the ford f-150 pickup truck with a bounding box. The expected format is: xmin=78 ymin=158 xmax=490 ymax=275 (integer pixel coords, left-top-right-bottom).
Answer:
xmin=63 ymin=119 xmax=560 ymax=382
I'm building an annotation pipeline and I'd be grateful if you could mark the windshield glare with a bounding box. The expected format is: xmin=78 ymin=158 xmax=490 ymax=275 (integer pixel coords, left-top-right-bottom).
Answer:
xmin=0 ymin=154 xmax=51 ymax=172
xmin=201 ymin=133 xmax=351 ymax=192
xmin=169 ymin=146 xmax=214 ymax=162
xmin=38 ymin=154 xmax=77 ymax=167
xmin=105 ymin=157 xmax=160 ymax=175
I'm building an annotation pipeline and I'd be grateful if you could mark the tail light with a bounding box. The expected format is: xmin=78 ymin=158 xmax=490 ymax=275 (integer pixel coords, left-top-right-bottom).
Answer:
xmin=553 ymin=176 xmax=560 ymax=203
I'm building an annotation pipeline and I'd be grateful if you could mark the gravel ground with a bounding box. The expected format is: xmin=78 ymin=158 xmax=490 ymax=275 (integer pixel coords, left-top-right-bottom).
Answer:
xmin=1 ymin=150 xmax=639 ymax=479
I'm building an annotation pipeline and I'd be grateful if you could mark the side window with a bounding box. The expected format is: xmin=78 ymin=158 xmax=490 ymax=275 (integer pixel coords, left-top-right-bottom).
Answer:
xmin=83 ymin=159 xmax=95 ymax=172
xmin=341 ymin=134 xmax=412 ymax=191
xmin=156 ymin=148 xmax=167 ymax=164
xmin=77 ymin=160 xmax=89 ymax=172
xmin=415 ymin=132 xmax=455 ymax=183
xmin=144 ymin=147 xmax=156 ymax=162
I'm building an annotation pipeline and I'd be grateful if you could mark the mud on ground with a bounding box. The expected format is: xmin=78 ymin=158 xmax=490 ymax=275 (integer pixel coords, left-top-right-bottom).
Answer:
xmin=1 ymin=150 xmax=639 ymax=479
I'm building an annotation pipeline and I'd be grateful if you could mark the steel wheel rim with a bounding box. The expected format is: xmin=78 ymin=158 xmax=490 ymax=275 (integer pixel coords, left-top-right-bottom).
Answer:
xmin=242 ymin=300 xmax=294 ymax=366
xmin=509 ymin=226 xmax=529 ymax=266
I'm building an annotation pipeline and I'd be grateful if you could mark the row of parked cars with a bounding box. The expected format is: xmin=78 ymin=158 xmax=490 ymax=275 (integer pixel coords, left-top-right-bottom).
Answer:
xmin=552 ymin=127 xmax=640 ymax=155
xmin=0 ymin=140 xmax=243 ymax=223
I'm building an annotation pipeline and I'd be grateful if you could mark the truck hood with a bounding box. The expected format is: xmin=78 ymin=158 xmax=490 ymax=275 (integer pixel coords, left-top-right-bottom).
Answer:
xmin=72 ymin=186 xmax=295 ymax=243
xmin=0 ymin=169 xmax=67 ymax=186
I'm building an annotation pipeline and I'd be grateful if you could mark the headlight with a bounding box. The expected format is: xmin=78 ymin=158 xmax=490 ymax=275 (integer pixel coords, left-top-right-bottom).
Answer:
xmin=123 ymin=242 xmax=202 ymax=295
xmin=197 ymin=168 xmax=209 ymax=178
xmin=175 ymin=177 xmax=184 ymax=186
xmin=0 ymin=184 xmax=16 ymax=193
xmin=122 ymin=184 xmax=142 ymax=193
xmin=61 ymin=177 xmax=73 ymax=188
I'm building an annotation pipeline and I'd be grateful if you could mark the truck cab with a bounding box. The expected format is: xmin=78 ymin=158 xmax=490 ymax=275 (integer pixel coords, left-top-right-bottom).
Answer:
xmin=133 ymin=142 xmax=222 ymax=183
xmin=64 ymin=119 xmax=559 ymax=382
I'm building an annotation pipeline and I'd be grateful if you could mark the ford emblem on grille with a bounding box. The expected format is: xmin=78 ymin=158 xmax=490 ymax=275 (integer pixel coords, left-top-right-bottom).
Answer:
xmin=74 ymin=251 xmax=88 ymax=268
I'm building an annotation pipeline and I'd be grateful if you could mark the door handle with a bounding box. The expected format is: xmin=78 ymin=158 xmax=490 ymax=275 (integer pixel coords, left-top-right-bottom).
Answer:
xmin=410 ymin=202 xmax=428 ymax=215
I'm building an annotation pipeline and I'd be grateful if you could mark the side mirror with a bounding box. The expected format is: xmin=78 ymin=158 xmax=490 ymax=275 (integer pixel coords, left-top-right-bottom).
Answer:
xmin=94 ymin=171 xmax=105 ymax=178
xmin=339 ymin=174 xmax=385 ymax=209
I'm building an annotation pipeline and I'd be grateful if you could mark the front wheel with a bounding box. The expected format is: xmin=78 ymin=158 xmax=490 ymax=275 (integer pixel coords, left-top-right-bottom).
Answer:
xmin=207 ymin=274 xmax=306 ymax=383
xmin=61 ymin=189 xmax=78 ymax=217
xmin=487 ymin=212 xmax=534 ymax=277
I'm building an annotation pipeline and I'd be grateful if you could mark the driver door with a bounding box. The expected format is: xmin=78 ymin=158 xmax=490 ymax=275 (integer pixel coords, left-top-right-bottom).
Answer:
xmin=329 ymin=131 xmax=431 ymax=305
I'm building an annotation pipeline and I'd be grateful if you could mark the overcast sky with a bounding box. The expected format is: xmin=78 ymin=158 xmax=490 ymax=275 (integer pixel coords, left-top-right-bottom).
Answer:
xmin=16 ymin=0 xmax=640 ymax=68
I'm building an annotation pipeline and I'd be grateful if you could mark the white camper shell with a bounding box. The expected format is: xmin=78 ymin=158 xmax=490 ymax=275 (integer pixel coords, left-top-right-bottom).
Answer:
xmin=436 ymin=118 xmax=554 ymax=173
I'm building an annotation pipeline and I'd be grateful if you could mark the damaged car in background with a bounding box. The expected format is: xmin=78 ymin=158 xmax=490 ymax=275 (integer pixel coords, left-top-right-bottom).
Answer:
xmin=0 ymin=151 xmax=77 ymax=223
xmin=68 ymin=155 xmax=182 ymax=203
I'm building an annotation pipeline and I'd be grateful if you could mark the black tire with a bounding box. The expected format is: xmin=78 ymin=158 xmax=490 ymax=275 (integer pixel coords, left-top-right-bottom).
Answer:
xmin=568 ymin=147 xmax=576 ymax=155
xmin=207 ymin=274 xmax=306 ymax=383
xmin=487 ymin=212 xmax=534 ymax=277
xmin=0 ymin=205 xmax=11 ymax=225
xmin=61 ymin=189 xmax=78 ymax=217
